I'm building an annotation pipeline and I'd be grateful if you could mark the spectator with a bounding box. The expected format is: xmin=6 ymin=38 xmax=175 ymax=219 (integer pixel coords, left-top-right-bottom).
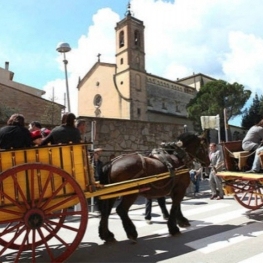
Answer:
xmin=242 ymin=119 xmax=263 ymax=171
xmin=189 ymin=161 xmax=202 ymax=196
xmin=93 ymin=148 xmax=104 ymax=182
xmin=29 ymin=121 xmax=50 ymax=138
xmin=144 ymin=197 xmax=169 ymax=224
xmin=28 ymin=121 xmax=42 ymax=132
xmin=75 ymin=119 xmax=87 ymax=142
xmin=41 ymin=113 xmax=81 ymax=145
xmin=0 ymin=113 xmax=32 ymax=149
xmin=209 ymin=143 xmax=225 ymax=200
xmin=30 ymin=130 xmax=43 ymax=146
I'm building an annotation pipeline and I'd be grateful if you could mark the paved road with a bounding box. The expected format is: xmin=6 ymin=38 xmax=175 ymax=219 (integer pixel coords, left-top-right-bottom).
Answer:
xmin=2 ymin=179 xmax=263 ymax=262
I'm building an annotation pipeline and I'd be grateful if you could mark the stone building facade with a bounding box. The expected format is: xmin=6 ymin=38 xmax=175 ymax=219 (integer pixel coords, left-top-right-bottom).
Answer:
xmin=0 ymin=62 xmax=64 ymax=126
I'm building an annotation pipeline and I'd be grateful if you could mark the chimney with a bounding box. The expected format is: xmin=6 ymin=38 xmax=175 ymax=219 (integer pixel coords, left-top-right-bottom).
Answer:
xmin=5 ymin=61 xmax=9 ymax=70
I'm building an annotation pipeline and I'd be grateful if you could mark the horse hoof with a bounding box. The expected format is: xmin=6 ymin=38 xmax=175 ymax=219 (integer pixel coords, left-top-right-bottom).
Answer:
xmin=128 ymin=236 xmax=137 ymax=244
xmin=170 ymin=231 xmax=181 ymax=237
xmin=178 ymin=222 xmax=191 ymax=228
xmin=104 ymin=237 xmax=117 ymax=244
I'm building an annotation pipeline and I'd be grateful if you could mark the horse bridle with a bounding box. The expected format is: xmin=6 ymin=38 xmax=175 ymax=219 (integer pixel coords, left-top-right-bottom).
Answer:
xmin=185 ymin=139 xmax=209 ymax=166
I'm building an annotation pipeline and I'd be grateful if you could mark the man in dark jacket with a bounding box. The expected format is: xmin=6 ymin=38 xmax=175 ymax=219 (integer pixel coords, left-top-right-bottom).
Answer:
xmin=0 ymin=113 xmax=32 ymax=149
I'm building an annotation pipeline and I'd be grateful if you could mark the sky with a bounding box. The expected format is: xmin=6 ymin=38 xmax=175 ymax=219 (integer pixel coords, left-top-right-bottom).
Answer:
xmin=1 ymin=0 xmax=263 ymax=126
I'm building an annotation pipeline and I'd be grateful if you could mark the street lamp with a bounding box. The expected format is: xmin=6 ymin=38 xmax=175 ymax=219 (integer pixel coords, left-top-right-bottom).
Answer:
xmin=183 ymin=124 xmax=188 ymax=133
xmin=56 ymin=42 xmax=71 ymax=112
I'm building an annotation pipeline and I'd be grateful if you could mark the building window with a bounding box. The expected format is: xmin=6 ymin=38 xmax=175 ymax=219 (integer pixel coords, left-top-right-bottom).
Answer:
xmin=137 ymin=108 xmax=141 ymax=116
xmin=175 ymin=101 xmax=181 ymax=112
xmin=134 ymin=30 xmax=140 ymax=46
xmin=119 ymin=31 xmax=124 ymax=48
xmin=162 ymin=101 xmax=167 ymax=110
xmin=136 ymin=74 xmax=141 ymax=91
xmin=147 ymin=99 xmax=153 ymax=107
xmin=93 ymin=94 xmax=102 ymax=107
xmin=120 ymin=58 xmax=124 ymax=64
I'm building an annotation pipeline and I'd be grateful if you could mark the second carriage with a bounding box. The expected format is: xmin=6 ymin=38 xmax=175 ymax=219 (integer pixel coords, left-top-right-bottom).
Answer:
xmin=216 ymin=140 xmax=263 ymax=210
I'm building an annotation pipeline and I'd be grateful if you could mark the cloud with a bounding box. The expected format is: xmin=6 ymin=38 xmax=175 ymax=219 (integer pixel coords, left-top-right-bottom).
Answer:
xmin=42 ymin=0 xmax=263 ymax=127
xmin=222 ymin=31 xmax=263 ymax=93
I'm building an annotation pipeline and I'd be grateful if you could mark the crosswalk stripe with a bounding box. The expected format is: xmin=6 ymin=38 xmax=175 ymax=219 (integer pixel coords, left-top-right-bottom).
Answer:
xmin=186 ymin=222 xmax=263 ymax=253
xmin=152 ymin=207 xmax=247 ymax=235
xmin=237 ymin=252 xmax=263 ymax=262
xmin=181 ymin=202 xmax=231 ymax=216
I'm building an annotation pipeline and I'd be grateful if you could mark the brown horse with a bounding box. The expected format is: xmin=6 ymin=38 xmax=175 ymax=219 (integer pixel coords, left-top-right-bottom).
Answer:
xmin=98 ymin=131 xmax=210 ymax=242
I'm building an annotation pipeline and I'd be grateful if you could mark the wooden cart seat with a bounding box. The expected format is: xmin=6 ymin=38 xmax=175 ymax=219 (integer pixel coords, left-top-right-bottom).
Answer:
xmin=232 ymin=151 xmax=249 ymax=171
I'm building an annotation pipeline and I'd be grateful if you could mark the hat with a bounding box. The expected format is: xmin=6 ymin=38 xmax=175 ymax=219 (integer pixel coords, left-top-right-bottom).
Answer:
xmin=30 ymin=130 xmax=42 ymax=140
xmin=94 ymin=148 xmax=103 ymax=153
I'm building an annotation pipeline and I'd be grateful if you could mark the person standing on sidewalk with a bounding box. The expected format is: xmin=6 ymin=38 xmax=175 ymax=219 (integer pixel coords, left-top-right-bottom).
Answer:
xmin=144 ymin=197 xmax=169 ymax=224
xmin=209 ymin=143 xmax=225 ymax=200
xmin=189 ymin=161 xmax=202 ymax=196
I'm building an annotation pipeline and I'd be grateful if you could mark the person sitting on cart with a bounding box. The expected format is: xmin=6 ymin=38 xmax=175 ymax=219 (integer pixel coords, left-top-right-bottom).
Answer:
xmin=242 ymin=119 xmax=263 ymax=172
xmin=0 ymin=113 xmax=32 ymax=149
xmin=40 ymin=112 xmax=81 ymax=145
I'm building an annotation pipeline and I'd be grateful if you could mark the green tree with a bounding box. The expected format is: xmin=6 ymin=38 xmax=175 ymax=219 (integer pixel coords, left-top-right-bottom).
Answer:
xmin=0 ymin=104 xmax=19 ymax=123
xmin=241 ymin=93 xmax=263 ymax=128
xmin=186 ymin=80 xmax=251 ymax=140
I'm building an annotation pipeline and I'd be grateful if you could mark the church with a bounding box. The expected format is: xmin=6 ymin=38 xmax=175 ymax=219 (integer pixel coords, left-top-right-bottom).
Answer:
xmin=77 ymin=4 xmax=215 ymax=131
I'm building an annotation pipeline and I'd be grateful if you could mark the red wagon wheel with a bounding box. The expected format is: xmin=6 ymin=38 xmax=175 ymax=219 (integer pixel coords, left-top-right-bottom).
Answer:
xmin=0 ymin=163 xmax=88 ymax=263
xmin=231 ymin=179 xmax=263 ymax=210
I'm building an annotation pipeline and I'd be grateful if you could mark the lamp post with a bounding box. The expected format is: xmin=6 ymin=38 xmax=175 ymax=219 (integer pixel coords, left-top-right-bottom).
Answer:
xmin=183 ymin=124 xmax=188 ymax=133
xmin=56 ymin=42 xmax=71 ymax=112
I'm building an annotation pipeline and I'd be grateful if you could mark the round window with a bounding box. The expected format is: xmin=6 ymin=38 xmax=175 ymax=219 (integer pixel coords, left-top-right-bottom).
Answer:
xmin=93 ymin=94 xmax=102 ymax=107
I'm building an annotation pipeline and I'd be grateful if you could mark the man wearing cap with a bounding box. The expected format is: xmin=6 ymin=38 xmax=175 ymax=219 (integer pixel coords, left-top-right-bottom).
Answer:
xmin=93 ymin=148 xmax=104 ymax=182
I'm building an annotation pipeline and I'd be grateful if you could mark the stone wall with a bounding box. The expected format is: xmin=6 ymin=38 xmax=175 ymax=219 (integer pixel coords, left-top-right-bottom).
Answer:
xmin=81 ymin=117 xmax=184 ymax=162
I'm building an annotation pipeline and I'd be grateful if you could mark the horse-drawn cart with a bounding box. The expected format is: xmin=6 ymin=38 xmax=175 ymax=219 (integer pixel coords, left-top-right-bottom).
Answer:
xmin=217 ymin=140 xmax=263 ymax=210
xmin=0 ymin=143 xmax=189 ymax=262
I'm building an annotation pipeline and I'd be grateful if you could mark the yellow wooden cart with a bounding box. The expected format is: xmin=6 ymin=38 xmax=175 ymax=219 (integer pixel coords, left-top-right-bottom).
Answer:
xmin=0 ymin=143 xmax=188 ymax=262
xmin=216 ymin=140 xmax=263 ymax=210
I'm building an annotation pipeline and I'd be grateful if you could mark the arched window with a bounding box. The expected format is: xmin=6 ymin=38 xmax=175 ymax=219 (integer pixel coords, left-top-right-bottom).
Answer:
xmin=134 ymin=30 xmax=140 ymax=46
xmin=119 ymin=31 xmax=124 ymax=48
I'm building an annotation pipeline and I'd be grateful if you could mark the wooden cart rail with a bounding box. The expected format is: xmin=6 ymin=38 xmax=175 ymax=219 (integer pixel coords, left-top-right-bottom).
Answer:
xmin=85 ymin=168 xmax=189 ymax=200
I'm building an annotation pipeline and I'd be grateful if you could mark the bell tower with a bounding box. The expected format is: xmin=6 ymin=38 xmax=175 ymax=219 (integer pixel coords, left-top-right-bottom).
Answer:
xmin=115 ymin=3 xmax=145 ymax=73
xmin=114 ymin=3 xmax=147 ymax=121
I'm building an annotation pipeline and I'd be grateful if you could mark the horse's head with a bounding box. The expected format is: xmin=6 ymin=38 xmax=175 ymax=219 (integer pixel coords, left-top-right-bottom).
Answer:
xmin=174 ymin=130 xmax=210 ymax=167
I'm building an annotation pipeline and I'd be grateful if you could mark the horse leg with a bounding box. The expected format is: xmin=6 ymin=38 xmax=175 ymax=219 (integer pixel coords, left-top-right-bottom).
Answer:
xmin=116 ymin=194 xmax=138 ymax=243
xmin=167 ymin=202 xmax=181 ymax=236
xmin=168 ymin=176 xmax=191 ymax=235
xmin=176 ymin=204 xmax=191 ymax=227
xmin=98 ymin=198 xmax=116 ymax=242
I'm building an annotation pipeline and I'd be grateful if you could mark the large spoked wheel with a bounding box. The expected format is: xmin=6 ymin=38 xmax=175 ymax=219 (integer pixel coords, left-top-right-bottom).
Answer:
xmin=232 ymin=179 xmax=263 ymax=210
xmin=0 ymin=163 xmax=88 ymax=263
